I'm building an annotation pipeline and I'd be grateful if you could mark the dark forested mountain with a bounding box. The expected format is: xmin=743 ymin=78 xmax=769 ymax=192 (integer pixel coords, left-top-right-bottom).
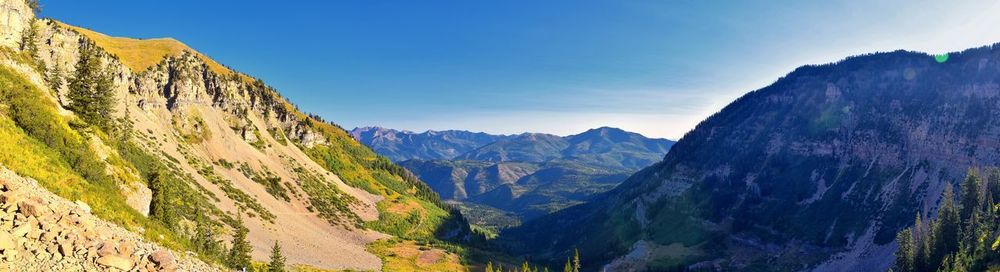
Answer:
xmin=349 ymin=126 xmax=512 ymax=162
xmin=357 ymin=127 xmax=674 ymax=230
xmin=505 ymin=46 xmax=1000 ymax=271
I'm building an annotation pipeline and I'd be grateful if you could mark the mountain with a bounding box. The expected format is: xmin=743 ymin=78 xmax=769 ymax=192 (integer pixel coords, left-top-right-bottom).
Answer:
xmin=385 ymin=127 xmax=674 ymax=229
xmin=350 ymin=126 xmax=512 ymax=161
xmin=505 ymin=47 xmax=1000 ymax=271
xmin=456 ymin=127 xmax=674 ymax=170
xmin=0 ymin=1 xmax=471 ymax=270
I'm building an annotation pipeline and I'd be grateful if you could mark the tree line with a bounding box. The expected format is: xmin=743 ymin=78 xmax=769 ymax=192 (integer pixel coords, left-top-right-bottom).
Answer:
xmin=894 ymin=168 xmax=1000 ymax=272
xmin=484 ymin=249 xmax=581 ymax=272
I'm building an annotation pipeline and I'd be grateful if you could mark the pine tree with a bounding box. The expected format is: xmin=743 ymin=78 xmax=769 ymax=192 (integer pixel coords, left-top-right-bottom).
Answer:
xmin=46 ymin=61 xmax=64 ymax=92
xmin=192 ymin=209 xmax=220 ymax=256
xmin=268 ymin=241 xmax=286 ymax=272
xmin=227 ymin=212 xmax=253 ymax=270
xmin=485 ymin=261 xmax=494 ymax=272
xmin=935 ymin=186 xmax=961 ymax=264
xmin=521 ymin=261 xmax=531 ymax=272
xmin=26 ymin=0 xmax=41 ymax=15
xmin=67 ymin=41 xmax=115 ymax=130
xmin=572 ymin=248 xmax=581 ymax=272
xmin=563 ymin=257 xmax=572 ymax=272
xmin=960 ymin=170 xmax=983 ymax=225
xmin=148 ymin=172 xmax=177 ymax=226
xmin=895 ymin=228 xmax=915 ymax=272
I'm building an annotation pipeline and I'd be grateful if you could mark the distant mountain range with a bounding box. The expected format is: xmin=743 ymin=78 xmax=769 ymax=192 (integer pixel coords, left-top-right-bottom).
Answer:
xmin=351 ymin=127 xmax=674 ymax=229
xmin=350 ymin=127 xmax=511 ymax=162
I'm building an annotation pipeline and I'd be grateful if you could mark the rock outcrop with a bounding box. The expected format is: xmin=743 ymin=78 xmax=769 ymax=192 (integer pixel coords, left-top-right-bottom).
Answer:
xmin=0 ymin=0 xmax=30 ymax=49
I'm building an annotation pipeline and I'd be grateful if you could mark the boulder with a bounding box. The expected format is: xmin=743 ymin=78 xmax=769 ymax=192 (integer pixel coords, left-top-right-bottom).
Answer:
xmin=10 ymin=224 xmax=29 ymax=237
xmin=96 ymin=255 xmax=134 ymax=271
xmin=118 ymin=240 xmax=134 ymax=256
xmin=59 ymin=241 xmax=73 ymax=256
xmin=0 ymin=191 xmax=21 ymax=205
xmin=74 ymin=200 xmax=91 ymax=214
xmin=18 ymin=199 xmax=48 ymax=217
xmin=97 ymin=241 xmax=117 ymax=257
xmin=149 ymin=249 xmax=175 ymax=265
xmin=0 ymin=232 xmax=14 ymax=249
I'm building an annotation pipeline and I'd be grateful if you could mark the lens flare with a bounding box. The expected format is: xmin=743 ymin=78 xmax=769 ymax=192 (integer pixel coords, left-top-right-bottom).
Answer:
xmin=904 ymin=68 xmax=916 ymax=80
xmin=935 ymin=53 xmax=949 ymax=63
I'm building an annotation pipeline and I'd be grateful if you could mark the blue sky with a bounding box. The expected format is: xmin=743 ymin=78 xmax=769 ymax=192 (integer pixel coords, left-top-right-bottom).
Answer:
xmin=42 ymin=1 xmax=1000 ymax=139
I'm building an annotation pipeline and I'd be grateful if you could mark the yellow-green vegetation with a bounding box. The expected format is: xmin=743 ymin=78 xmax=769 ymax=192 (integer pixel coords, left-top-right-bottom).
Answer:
xmin=237 ymin=163 xmax=290 ymax=202
xmin=173 ymin=112 xmax=212 ymax=144
xmin=0 ymin=59 xmax=217 ymax=261
xmin=369 ymin=238 xmax=465 ymax=272
xmin=55 ymin=21 xmax=237 ymax=77
xmin=180 ymin=147 xmax=276 ymax=222
xmin=301 ymin=123 xmax=460 ymax=239
xmin=250 ymin=126 xmax=267 ymax=150
xmin=288 ymin=164 xmax=361 ymax=227
xmin=269 ymin=127 xmax=289 ymax=146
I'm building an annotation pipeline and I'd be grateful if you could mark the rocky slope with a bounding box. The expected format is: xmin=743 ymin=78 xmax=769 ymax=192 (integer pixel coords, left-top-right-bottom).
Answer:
xmin=350 ymin=126 xmax=512 ymax=162
xmin=506 ymin=47 xmax=1000 ymax=271
xmin=0 ymin=0 xmax=469 ymax=270
xmin=0 ymin=168 xmax=218 ymax=272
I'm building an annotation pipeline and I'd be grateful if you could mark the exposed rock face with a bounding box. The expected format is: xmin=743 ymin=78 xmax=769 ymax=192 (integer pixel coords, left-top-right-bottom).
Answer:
xmin=0 ymin=168 xmax=218 ymax=271
xmin=509 ymin=47 xmax=1000 ymax=271
xmin=0 ymin=0 xmax=30 ymax=49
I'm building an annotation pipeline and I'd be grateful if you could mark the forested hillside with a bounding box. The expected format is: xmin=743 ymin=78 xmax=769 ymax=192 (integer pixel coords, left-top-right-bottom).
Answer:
xmin=506 ymin=45 xmax=1000 ymax=271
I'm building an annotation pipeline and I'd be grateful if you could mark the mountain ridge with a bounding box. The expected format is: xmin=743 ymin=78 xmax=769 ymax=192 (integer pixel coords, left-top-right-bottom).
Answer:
xmin=505 ymin=43 xmax=1000 ymax=271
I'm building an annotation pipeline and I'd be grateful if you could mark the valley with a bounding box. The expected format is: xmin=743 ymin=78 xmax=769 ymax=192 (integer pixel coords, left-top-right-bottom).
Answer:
xmin=353 ymin=127 xmax=674 ymax=231
xmin=4 ymin=1 xmax=1000 ymax=272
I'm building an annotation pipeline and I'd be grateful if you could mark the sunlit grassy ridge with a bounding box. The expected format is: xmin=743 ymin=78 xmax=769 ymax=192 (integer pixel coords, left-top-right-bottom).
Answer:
xmin=55 ymin=21 xmax=236 ymax=77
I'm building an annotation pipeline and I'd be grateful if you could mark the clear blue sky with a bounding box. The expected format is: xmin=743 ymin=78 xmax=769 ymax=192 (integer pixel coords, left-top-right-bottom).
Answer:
xmin=42 ymin=1 xmax=1000 ymax=139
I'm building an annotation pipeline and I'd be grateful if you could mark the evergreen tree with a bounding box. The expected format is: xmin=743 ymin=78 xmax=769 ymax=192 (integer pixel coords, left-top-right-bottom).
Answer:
xmin=46 ymin=61 xmax=64 ymax=92
xmin=572 ymin=248 xmax=581 ymax=272
xmin=485 ymin=261 xmax=494 ymax=272
xmin=268 ymin=241 xmax=286 ymax=272
xmin=563 ymin=257 xmax=572 ymax=272
xmin=19 ymin=22 xmax=37 ymax=55
xmin=959 ymin=170 xmax=983 ymax=225
xmin=227 ymin=212 xmax=253 ymax=270
xmin=934 ymin=186 xmax=960 ymax=267
xmin=67 ymin=41 xmax=115 ymax=130
xmin=26 ymin=0 xmax=41 ymax=15
xmin=148 ymin=172 xmax=177 ymax=227
xmin=521 ymin=261 xmax=531 ymax=272
xmin=895 ymin=228 xmax=915 ymax=272
xmin=192 ymin=209 xmax=220 ymax=256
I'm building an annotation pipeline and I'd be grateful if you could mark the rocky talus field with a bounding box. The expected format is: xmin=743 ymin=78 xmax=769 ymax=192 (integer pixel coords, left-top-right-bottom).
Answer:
xmin=0 ymin=168 xmax=218 ymax=271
